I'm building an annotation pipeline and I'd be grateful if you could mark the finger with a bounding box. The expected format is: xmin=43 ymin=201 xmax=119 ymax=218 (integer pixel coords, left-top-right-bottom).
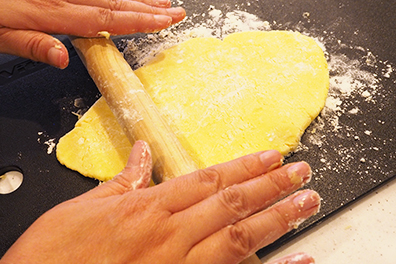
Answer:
xmin=66 ymin=0 xmax=172 ymax=10
xmin=265 ymin=252 xmax=315 ymax=264
xmin=50 ymin=6 xmax=182 ymax=36
xmin=140 ymin=0 xmax=172 ymax=8
xmin=187 ymin=190 xmax=321 ymax=264
xmin=176 ymin=162 xmax=312 ymax=245
xmin=65 ymin=0 xmax=184 ymax=24
xmin=155 ymin=150 xmax=283 ymax=213
xmin=113 ymin=140 xmax=152 ymax=191
xmin=75 ymin=140 xmax=152 ymax=201
xmin=0 ymin=28 xmax=69 ymax=69
xmin=8 ymin=2 xmax=185 ymax=37
xmin=0 ymin=0 xmax=185 ymax=34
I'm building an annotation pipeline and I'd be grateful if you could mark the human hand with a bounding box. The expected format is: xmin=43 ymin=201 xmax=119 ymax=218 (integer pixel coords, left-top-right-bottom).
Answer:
xmin=0 ymin=0 xmax=186 ymax=69
xmin=264 ymin=252 xmax=315 ymax=264
xmin=1 ymin=141 xmax=320 ymax=264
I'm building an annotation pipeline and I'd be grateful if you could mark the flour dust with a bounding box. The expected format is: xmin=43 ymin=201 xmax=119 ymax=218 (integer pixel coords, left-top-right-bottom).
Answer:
xmin=120 ymin=5 xmax=395 ymax=195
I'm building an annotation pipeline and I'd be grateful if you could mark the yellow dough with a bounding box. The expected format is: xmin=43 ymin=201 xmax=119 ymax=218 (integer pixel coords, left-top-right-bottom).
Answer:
xmin=57 ymin=98 xmax=132 ymax=181
xmin=57 ymin=31 xmax=329 ymax=181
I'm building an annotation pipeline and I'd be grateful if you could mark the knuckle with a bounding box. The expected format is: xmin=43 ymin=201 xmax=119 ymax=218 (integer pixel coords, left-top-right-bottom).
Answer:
xmin=237 ymin=154 xmax=263 ymax=179
xmin=218 ymin=187 xmax=248 ymax=216
xmin=271 ymin=206 xmax=293 ymax=231
xmin=97 ymin=8 xmax=115 ymax=29
xmin=195 ymin=167 xmax=223 ymax=193
xmin=25 ymin=35 xmax=46 ymax=61
xmin=31 ymin=0 xmax=63 ymax=9
xmin=134 ymin=12 xmax=150 ymax=32
xmin=108 ymin=0 xmax=124 ymax=11
xmin=268 ymin=173 xmax=284 ymax=193
xmin=225 ymin=224 xmax=254 ymax=258
xmin=267 ymin=169 xmax=290 ymax=195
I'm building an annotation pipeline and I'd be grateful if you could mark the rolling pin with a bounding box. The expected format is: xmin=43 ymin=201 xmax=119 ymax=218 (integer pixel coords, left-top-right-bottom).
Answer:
xmin=70 ymin=36 xmax=262 ymax=264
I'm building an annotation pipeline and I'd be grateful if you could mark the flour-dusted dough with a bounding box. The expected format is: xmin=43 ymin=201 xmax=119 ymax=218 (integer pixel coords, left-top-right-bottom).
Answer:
xmin=57 ymin=98 xmax=132 ymax=181
xmin=57 ymin=31 xmax=329 ymax=181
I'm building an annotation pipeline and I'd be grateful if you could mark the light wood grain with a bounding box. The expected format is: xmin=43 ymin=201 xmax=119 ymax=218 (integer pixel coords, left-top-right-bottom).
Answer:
xmin=71 ymin=37 xmax=198 ymax=183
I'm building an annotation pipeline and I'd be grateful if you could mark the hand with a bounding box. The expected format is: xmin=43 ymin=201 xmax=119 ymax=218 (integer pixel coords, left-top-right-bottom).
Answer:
xmin=0 ymin=0 xmax=186 ymax=69
xmin=265 ymin=252 xmax=315 ymax=264
xmin=1 ymin=141 xmax=320 ymax=264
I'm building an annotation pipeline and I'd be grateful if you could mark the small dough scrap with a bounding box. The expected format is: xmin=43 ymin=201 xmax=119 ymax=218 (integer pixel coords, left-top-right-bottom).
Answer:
xmin=57 ymin=30 xmax=329 ymax=181
xmin=57 ymin=98 xmax=132 ymax=181
xmin=97 ymin=31 xmax=111 ymax=39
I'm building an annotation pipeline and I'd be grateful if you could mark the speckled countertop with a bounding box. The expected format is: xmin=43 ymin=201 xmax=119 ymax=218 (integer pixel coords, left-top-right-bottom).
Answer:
xmin=262 ymin=177 xmax=396 ymax=264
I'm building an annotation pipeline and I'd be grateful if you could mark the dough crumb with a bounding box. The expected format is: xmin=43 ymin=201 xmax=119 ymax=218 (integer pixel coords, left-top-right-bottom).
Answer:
xmin=97 ymin=31 xmax=111 ymax=39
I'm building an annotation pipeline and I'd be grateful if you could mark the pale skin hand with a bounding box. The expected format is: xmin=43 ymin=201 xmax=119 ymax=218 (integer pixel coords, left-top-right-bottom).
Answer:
xmin=0 ymin=0 xmax=186 ymax=69
xmin=0 ymin=141 xmax=320 ymax=264
xmin=0 ymin=2 xmax=319 ymax=263
xmin=265 ymin=252 xmax=315 ymax=264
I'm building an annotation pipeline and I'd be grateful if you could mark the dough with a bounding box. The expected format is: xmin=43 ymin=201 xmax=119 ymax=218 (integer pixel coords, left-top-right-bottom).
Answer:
xmin=57 ymin=31 xmax=329 ymax=181
xmin=57 ymin=98 xmax=132 ymax=181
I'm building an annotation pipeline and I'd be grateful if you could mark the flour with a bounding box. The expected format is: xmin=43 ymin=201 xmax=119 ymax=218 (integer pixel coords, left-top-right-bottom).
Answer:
xmin=122 ymin=7 xmax=270 ymax=69
xmin=122 ymin=6 xmax=390 ymax=125
xmin=38 ymin=132 xmax=57 ymax=155
xmin=121 ymin=6 xmax=394 ymax=194
xmin=299 ymin=27 xmax=394 ymax=189
xmin=44 ymin=139 xmax=56 ymax=155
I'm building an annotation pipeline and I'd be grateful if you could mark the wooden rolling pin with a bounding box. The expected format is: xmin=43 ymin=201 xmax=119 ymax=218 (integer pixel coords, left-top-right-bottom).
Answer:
xmin=70 ymin=36 xmax=262 ymax=264
xmin=70 ymin=36 xmax=197 ymax=183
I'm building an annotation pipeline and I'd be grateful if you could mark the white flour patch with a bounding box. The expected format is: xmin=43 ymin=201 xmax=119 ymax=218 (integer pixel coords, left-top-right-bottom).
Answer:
xmin=38 ymin=132 xmax=57 ymax=155
xmin=44 ymin=139 xmax=56 ymax=155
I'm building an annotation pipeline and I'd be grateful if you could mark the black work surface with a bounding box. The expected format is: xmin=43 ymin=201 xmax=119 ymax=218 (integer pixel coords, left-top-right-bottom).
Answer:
xmin=1 ymin=0 xmax=395 ymax=259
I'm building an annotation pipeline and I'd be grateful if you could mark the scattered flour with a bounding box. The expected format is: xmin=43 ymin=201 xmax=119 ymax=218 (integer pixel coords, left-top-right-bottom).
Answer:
xmin=122 ymin=7 xmax=392 ymax=128
xmin=38 ymin=132 xmax=56 ymax=155
xmin=44 ymin=139 xmax=56 ymax=155
xmin=121 ymin=6 xmax=395 ymax=198
xmin=122 ymin=7 xmax=270 ymax=69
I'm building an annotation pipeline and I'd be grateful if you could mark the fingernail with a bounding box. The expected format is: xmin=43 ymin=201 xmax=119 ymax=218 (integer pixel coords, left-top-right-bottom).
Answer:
xmin=167 ymin=7 xmax=186 ymax=16
xmin=154 ymin=15 xmax=172 ymax=25
xmin=287 ymin=162 xmax=312 ymax=185
xmin=259 ymin=150 xmax=283 ymax=170
xmin=293 ymin=190 xmax=321 ymax=213
xmin=47 ymin=46 xmax=61 ymax=68
xmin=156 ymin=0 xmax=170 ymax=6
xmin=47 ymin=44 xmax=68 ymax=69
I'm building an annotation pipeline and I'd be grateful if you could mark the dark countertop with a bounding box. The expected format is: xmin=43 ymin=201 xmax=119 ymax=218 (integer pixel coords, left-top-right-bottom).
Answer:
xmin=1 ymin=0 xmax=395 ymax=258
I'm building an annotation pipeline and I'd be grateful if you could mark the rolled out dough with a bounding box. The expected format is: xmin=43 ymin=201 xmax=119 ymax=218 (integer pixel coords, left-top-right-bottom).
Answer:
xmin=56 ymin=31 xmax=329 ymax=181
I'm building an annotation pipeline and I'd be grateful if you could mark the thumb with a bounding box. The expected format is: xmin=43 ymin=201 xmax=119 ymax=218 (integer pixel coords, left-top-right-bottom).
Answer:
xmin=0 ymin=28 xmax=69 ymax=69
xmin=75 ymin=140 xmax=153 ymax=201
xmin=113 ymin=140 xmax=153 ymax=191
